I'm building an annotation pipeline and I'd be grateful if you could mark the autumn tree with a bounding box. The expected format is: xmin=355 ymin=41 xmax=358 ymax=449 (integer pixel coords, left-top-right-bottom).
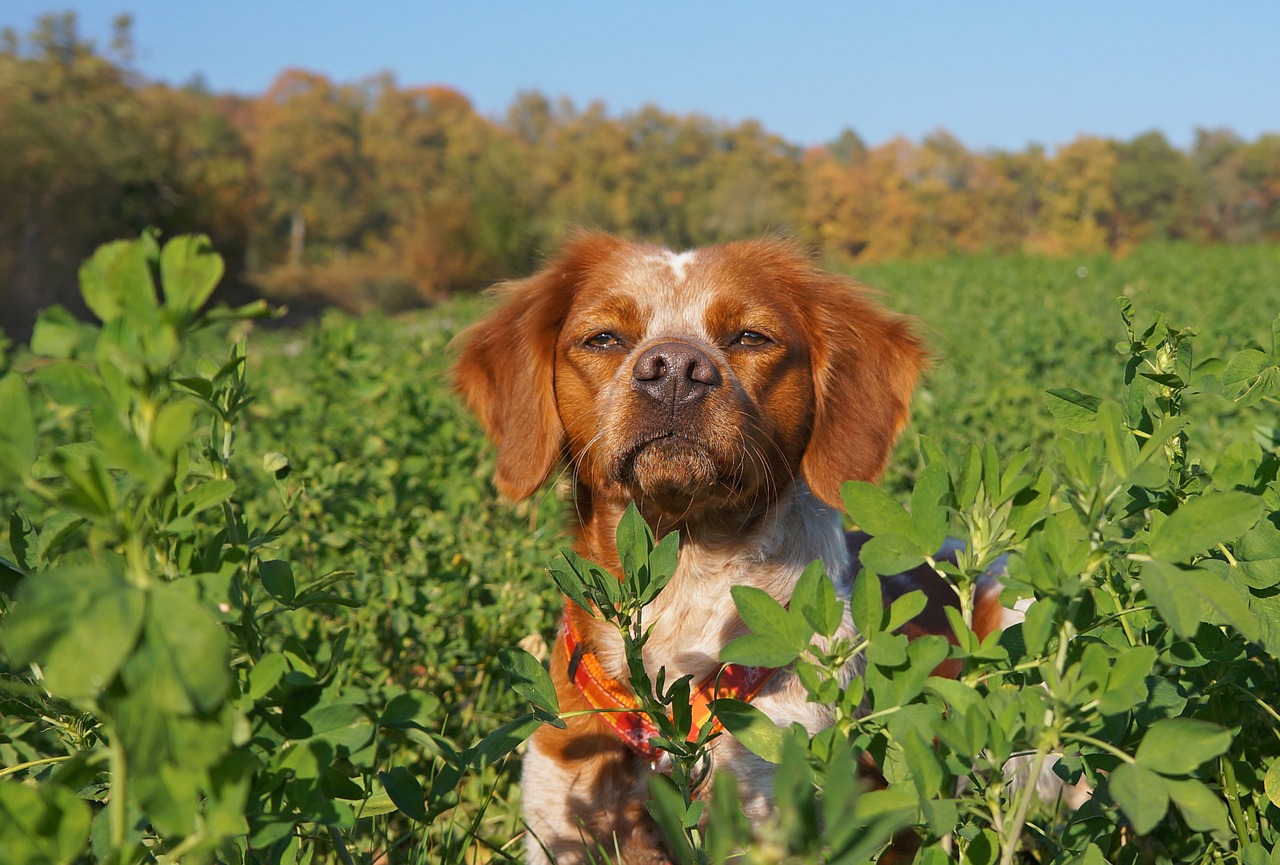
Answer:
xmin=250 ymin=69 xmax=370 ymax=269
xmin=911 ymin=130 xmax=976 ymax=256
xmin=1240 ymin=134 xmax=1280 ymax=238
xmin=1035 ymin=135 xmax=1118 ymax=255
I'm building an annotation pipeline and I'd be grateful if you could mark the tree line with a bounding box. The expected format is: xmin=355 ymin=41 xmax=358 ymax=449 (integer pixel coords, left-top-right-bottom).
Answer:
xmin=3 ymin=13 xmax=1279 ymax=338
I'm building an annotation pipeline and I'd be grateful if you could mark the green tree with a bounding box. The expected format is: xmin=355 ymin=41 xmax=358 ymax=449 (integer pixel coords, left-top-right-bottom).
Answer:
xmin=1111 ymin=130 xmax=1200 ymax=247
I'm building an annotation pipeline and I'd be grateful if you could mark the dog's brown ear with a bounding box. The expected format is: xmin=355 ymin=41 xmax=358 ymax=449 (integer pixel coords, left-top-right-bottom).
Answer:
xmin=453 ymin=233 xmax=624 ymax=500
xmin=799 ymin=272 xmax=926 ymax=509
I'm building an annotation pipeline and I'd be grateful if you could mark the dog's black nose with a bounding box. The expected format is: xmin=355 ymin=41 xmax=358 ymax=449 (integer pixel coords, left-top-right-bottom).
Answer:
xmin=632 ymin=342 xmax=721 ymax=406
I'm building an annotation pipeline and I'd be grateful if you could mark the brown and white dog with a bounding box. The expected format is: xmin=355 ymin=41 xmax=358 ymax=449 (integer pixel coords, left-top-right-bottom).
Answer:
xmin=453 ymin=233 xmax=1011 ymax=863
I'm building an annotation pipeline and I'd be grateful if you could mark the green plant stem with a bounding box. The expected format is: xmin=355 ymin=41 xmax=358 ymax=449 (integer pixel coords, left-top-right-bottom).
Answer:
xmin=0 ymin=754 xmax=72 ymax=779
xmin=1100 ymin=582 xmax=1139 ymax=647
xmin=1218 ymin=754 xmax=1251 ymax=844
xmin=1224 ymin=682 xmax=1280 ymax=731
xmin=161 ymin=831 xmax=206 ymax=861
xmin=108 ymin=731 xmax=128 ymax=864
xmin=1060 ymin=732 xmax=1135 ymax=765
xmin=327 ymin=825 xmax=358 ymax=865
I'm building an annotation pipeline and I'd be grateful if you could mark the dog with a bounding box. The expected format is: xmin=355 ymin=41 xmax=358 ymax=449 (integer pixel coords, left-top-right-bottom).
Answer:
xmin=453 ymin=233 xmax=1016 ymax=863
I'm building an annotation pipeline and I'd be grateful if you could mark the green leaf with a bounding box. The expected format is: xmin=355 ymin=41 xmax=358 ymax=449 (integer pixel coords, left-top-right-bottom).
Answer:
xmin=793 ymin=560 xmax=842 ymax=637
xmin=2 ymin=566 xmax=145 ymax=699
xmin=153 ymin=400 xmax=198 ymax=458
xmin=54 ymin=446 xmax=117 ymax=517
xmin=0 ymin=779 xmax=93 ymax=864
xmin=8 ymin=510 xmax=36 ymax=573
xmin=1140 ymin=560 xmax=1203 ymax=638
xmin=248 ymin=652 xmax=287 ymax=701
xmin=1065 ymin=844 xmax=1110 ymax=865
xmin=858 ymin=533 xmax=926 ymax=576
xmin=955 ymin=444 xmax=982 ymax=509
xmin=33 ymin=363 xmax=102 ymax=407
xmin=302 ymin=703 xmax=373 ymax=750
xmin=641 ymin=529 xmax=679 ymax=605
xmin=79 ymin=235 xmax=158 ymax=324
xmin=179 ymin=479 xmax=237 ymax=517
xmin=720 ymin=633 xmax=802 ymax=668
xmin=841 ymin=481 xmax=914 ymax=537
xmin=647 ymin=775 xmax=697 ymax=865
xmin=377 ymin=767 xmax=428 ymax=822
xmin=1021 ymin=596 xmax=1057 ymax=657
xmin=548 ymin=552 xmax=594 ymax=614
xmin=1265 ymin=759 xmax=1280 ymax=809
xmin=899 ymin=723 xmax=943 ymax=798
xmin=1135 ymin=718 xmax=1232 ymax=776
xmin=1221 ymin=348 xmax=1271 ymax=389
xmin=159 ymin=234 xmax=224 ymax=317
xmin=30 ymin=305 xmax=92 ymax=359
xmin=380 ymin=692 xmax=441 ymax=728
xmin=1147 ymin=491 xmax=1263 ymax=562
xmin=259 ymin=560 xmax=296 ymax=605
xmin=711 ymin=698 xmax=783 ymax=763
xmin=910 ymin=460 xmax=950 ymax=552
xmin=1235 ymin=521 xmax=1280 ymax=589
xmin=262 ymin=451 xmax=291 ymax=479
xmin=961 ymin=828 xmax=999 ymax=865
xmin=730 ymin=585 xmax=810 ymax=653
xmin=468 ymin=715 xmax=542 ymax=769
xmin=1097 ymin=400 xmax=1135 ymax=477
xmin=1166 ymin=777 xmax=1231 ymax=836
xmin=1192 ymin=568 xmax=1260 ymax=641
xmin=1097 ymin=646 xmax=1156 ymax=715
xmin=1239 ymin=843 xmax=1274 ymax=865
xmin=0 ymin=374 xmax=35 ymax=479
xmin=616 ymin=502 xmax=652 ymax=581
xmin=849 ymin=566 xmax=884 ymax=636
xmin=1110 ymin=762 xmax=1170 ymax=834
xmin=883 ymin=589 xmax=928 ymax=634
xmin=499 ymin=647 xmax=560 ymax=714
xmin=1144 ymin=560 xmax=1259 ymax=641
xmin=135 ymin=584 xmax=233 ymax=714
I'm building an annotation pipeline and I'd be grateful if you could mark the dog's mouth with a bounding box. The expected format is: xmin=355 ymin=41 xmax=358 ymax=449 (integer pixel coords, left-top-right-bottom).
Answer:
xmin=614 ymin=431 xmax=729 ymax=502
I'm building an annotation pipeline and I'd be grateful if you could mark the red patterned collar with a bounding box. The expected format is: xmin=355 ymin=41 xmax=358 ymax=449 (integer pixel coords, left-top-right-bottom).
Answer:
xmin=560 ymin=606 xmax=778 ymax=765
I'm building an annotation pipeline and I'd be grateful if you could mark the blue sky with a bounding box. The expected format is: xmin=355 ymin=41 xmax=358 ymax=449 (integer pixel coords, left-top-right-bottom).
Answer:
xmin=4 ymin=1 xmax=1277 ymax=152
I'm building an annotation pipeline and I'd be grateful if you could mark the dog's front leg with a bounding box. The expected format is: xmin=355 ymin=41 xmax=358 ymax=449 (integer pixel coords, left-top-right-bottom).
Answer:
xmin=522 ymin=725 xmax=669 ymax=865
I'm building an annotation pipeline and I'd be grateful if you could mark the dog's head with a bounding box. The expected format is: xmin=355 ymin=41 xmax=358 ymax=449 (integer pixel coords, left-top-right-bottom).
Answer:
xmin=453 ymin=233 xmax=924 ymax=523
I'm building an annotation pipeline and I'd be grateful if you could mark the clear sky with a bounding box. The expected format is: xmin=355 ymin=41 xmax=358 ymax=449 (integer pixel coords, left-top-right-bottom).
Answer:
xmin=4 ymin=1 xmax=1277 ymax=153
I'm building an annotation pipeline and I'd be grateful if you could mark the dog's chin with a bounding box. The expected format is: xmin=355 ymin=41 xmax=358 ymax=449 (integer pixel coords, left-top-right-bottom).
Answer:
xmin=619 ymin=437 xmax=725 ymax=510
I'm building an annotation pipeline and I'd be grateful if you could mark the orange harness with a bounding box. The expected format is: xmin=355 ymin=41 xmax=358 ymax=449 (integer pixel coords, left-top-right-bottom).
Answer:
xmin=561 ymin=606 xmax=778 ymax=764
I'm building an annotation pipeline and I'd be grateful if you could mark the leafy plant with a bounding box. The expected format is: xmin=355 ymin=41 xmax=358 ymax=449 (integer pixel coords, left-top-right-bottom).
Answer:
xmin=0 ymin=233 xmax=543 ymax=864
xmin=2 ymin=235 xmax=1278 ymax=864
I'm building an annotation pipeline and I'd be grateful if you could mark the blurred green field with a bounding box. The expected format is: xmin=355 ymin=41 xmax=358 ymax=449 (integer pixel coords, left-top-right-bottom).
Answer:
xmin=846 ymin=244 xmax=1280 ymax=489
xmin=1 ymin=240 xmax=1278 ymax=863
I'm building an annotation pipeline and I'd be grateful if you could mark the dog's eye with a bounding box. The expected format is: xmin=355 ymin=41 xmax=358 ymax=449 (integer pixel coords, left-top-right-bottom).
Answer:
xmin=735 ymin=331 xmax=771 ymax=347
xmin=585 ymin=332 xmax=622 ymax=349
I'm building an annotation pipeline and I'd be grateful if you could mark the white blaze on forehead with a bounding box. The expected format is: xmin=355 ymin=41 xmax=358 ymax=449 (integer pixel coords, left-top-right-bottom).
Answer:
xmin=632 ymin=247 xmax=712 ymax=340
xmin=664 ymin=249 xmax=698 ymax=283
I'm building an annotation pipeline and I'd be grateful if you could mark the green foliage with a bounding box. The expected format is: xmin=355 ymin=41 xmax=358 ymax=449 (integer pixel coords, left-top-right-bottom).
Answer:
xmin=0 ymin=233 xmax=557 ymax=863
xmin=2 ymin=235 xmax=1279 ymax=864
